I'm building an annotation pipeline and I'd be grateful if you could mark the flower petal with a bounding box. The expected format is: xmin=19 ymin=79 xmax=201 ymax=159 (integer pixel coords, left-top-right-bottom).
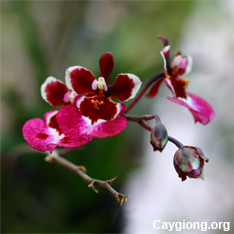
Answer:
xmin=22 ymin=109 xmax=90 ymax=153
xmin=99 ymin=52 xmax=114 ymax=85
xmin=107 ymin=74 xmax=142 ymax=102
xmin=56 ymin=105 xmax=93 ymax=143
xmin=145 ymin=76 xmax=165 ymax=98
xmin=46 ymin=110 xmax=91 ymax=148
xmin=41 ymin=77 xmax=68 ymax=107
xmin=22 ymin=118 xmax=58 ymax=153
xmin=65 ymin=66 xmax=97 ymax=95
xmin=87 ymin=116 xmax=127 ymax=138
xmin=171 ymin=52 xmax=193 ymax=78
xmin=76 ymin=96 xmax=125 ymax=124
xmin=164 ymin=76 xmax=188 ymax=99
xmin=168 ymin=93 xmax=214 ymax=125
xmin=159 ymin=45 xmax=170 ymax=75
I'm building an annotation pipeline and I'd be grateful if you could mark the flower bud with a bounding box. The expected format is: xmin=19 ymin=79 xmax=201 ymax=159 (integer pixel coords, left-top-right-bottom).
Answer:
xmin=150 ymin=122 xmax=168 ymax=152
xmin=173 ymin=146 xmax=209 ymax=181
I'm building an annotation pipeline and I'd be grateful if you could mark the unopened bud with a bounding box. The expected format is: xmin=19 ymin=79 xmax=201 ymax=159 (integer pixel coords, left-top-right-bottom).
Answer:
xmin=173 ymin=146 xmax=209 ymax=182
xmin=150 ymin=121 xmax=168 ymax=152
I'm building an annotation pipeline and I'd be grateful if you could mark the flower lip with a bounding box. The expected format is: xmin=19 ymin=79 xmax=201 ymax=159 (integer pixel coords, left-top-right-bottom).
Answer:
xmin=22 ymin=110 xmax=91 ymax=153
xmin=168 ymin=93 xmax=215 ymax=125
xmin=56 ymin=104 xmax=128 ymax=140
xmin=75 ymin=95 xmax=125 ymax=125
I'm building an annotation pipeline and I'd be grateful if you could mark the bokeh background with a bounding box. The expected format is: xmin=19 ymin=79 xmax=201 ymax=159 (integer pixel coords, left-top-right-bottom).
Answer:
xmin=1 ymin=1 xmax=234 ymax=233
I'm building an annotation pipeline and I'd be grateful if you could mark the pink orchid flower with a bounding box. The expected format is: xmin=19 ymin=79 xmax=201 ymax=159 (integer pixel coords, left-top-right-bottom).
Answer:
xmin=23 ymin=52 xmax=142 ymax=152
xmin=146 ymin=37 xmax=214 ymax=125
xmin=22 ymin=110 xmax=92 ymax=153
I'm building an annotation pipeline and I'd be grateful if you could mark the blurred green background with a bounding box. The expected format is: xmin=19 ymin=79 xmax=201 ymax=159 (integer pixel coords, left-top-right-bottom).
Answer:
xmin=2 ymin=1 xmax=233 ymax=233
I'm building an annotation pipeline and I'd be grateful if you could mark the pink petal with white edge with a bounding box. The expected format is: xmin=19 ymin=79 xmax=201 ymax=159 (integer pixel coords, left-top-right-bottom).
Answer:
xmin=87 ymin=116 xmax=128 ymax=138
xmin=159 ymin=45 xmax=170 ymax=75
xmin=107 ymin=73 xmax=142 ymax=102
xmin=168 ymin=93 xmax=214 ymax=125
xmin=41 ymin=76 xmax=68 ymax=107
xmin=65 ymin=66 xmax=97 ymax=96
xmin=56 ymin=105 xmax=94 ymax=142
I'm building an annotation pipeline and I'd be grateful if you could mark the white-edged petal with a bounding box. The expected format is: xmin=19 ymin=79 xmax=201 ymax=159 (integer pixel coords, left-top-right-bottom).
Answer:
xmin=41 ymin=76 xmax=59 ymax=102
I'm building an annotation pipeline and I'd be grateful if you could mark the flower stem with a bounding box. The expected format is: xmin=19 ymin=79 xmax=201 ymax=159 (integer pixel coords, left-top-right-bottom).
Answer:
xmin=124 ymin=114 xmax=185 ymax=149
xmin=45 ymin=151 xmax=128 ymax=206
xmin=124 ymin=71 xmax=164 ymax=114
xmin=123 ymin=114 xmax=156 ymax=122
xmin=168 ymin=136 xmax=184 ymax=148
xmin=123 ymin=114 xmax=156 ymax=131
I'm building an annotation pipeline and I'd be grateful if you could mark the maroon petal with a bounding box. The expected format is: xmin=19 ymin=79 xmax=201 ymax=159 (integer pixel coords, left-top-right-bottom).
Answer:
xmin=65 ymin=66 xmax=97 ymax=95
xmin=107 ymin=74 xmax=142 ymax=102
xmin=87 ymin=116 xmax=127 ymax=138
xmin=76 ymin=96 xmax=125 ymax=125
xmin=41 ymin=77 xmax=68 ymax=107
xmin=164 ymin=76 xmax=188 ymax=99
xmin=99 ymin=52 xmax=114 ymax=85
xmin=145 ymin=76 xmax=165 ymax=98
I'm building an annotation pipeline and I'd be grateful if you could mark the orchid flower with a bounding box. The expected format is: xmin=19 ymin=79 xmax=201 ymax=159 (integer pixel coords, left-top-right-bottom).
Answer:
xmin=55 ymin=52 xmax=142 ymax=140
xmin=146 ymin=36 xmax=214 ymax=125
xmin=23 ymin=52 xmax=142 ymax=152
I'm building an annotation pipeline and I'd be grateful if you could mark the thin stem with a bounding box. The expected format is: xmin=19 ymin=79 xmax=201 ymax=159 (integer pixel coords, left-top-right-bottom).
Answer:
xmin=123 ymin=114 xmax=156 ymax=122
xmin=168 ymin=136 xmax=184 ymax=148
xmin=123 ymin=114 xmax=154 ymax=132
xmin=45 ymin=151 xmax=128 ymax=206
xmin=124 ymin=114 xmax=184 ymax=149
xmin=124 ymin=71 xmax=164 ymax=114
xmin=139 ymin=120 xmax=152 ymax=132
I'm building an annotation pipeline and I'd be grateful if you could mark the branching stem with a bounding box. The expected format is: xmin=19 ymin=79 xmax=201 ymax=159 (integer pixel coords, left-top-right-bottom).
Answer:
xmin=45 ymin=151 xmax=128 ymax=206
xmin=124 ymin=114 xmax=184 ymax=148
